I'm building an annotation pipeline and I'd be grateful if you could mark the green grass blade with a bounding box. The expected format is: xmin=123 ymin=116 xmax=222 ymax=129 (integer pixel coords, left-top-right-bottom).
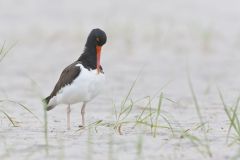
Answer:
xmin=119 ymin=100 xmax=134 ymax=121
xmin=0 ymin=109 xmax=18 ymax=127
xmin=0 ymin=99 xmax=40 ymax=122
xmin=217 ymin=88 xmax=240 ymax=141
xmin=0 ymin=41 xmax=16 ymax=63
xmin=153 ymin=93 xmax=163 ymax=137
xmin=136 ymin=134 xmax=143 ymax=160
xmin=160 ymin=114 xmax=174 ymax=136
xmin=187 ymin=70 xmax=212 ymax=157
xmin=231 ymin=97 xmax=240 ymax=136
xmin=120 ymin=74 xmax=139 ymax=109
xmin=42 ymin=100 xmax=49 ymax=155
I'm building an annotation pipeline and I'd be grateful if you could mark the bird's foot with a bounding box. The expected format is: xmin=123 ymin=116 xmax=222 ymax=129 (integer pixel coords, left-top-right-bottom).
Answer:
xmin=78 ymin=125 xmax=85 ymax=128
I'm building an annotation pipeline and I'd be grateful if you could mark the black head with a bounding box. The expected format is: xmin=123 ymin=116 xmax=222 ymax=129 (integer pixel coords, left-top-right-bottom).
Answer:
xmin=78 ymin=29 xmax=107 ymax=73
xmin=85 ymin=28 xmax=107 ymax=47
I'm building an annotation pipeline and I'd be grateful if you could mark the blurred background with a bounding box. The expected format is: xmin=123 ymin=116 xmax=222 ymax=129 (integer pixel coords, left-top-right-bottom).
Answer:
xmin=1 ymin=0 xmax=240 ymax=98
xmin=0 ymin=0 xmax=240 ymax=97
xmin=1 ymin=0 xmax=240 ymax=159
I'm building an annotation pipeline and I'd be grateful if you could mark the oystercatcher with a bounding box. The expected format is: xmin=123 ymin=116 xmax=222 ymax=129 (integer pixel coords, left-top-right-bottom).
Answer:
xmin=44 ymin=28 xmax=107 ymax=130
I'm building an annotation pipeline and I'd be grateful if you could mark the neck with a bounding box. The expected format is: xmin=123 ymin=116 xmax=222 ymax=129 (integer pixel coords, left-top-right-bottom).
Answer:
xmin=78 ymin=45 xmax=97 ymax=70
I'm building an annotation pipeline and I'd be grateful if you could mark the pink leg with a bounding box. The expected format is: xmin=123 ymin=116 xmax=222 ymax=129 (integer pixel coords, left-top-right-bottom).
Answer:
xmin=67 ymin=105 xmax=71 ymax=130
xmin=79 ymin=102 xmax=86 ymax=127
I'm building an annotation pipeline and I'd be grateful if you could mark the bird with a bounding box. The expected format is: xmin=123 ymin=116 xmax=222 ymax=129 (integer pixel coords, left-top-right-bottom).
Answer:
xmin=44 ymin=28 xmax=107 ymax=130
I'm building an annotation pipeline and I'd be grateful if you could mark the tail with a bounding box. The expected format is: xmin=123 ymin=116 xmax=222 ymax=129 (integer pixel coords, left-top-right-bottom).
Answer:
xmin=43 ymin=96 xmax=56 ymax=111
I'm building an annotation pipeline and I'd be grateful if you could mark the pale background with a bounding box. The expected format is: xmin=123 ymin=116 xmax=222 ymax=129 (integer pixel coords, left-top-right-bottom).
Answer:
xmin=0 ymin=0 xmax=240 ymax=159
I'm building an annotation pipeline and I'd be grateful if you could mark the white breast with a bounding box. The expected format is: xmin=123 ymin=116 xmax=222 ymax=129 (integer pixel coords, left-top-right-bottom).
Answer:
xmin=52 ymin=64 xmax=105 ymax=105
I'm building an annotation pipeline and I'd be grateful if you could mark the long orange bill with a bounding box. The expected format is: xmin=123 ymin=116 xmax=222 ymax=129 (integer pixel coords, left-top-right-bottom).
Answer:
xmin=96 ymin=46 xmax=102 ymax=74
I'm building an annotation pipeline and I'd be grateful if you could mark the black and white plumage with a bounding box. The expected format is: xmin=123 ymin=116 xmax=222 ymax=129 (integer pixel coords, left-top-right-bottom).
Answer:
xmin=44 ymin=28 xmax=107 ymax=129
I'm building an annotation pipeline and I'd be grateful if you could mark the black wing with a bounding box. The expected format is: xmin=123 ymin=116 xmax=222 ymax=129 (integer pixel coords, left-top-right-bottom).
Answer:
xmin=45 ymin=61 xmax=81 ymax=105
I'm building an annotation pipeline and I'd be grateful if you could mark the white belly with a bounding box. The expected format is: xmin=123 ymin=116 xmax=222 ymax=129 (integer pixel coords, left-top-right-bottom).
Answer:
xmin=53 ymin=64 xmax=105 ymax=105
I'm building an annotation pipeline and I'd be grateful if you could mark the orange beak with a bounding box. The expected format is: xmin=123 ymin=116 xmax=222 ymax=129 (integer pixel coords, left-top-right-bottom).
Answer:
xmin=96 ymin=45 xmax=102 ymax=74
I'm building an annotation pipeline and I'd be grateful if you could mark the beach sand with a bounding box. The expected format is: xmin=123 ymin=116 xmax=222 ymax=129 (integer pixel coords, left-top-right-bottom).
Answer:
xmin=0 ymin=0 xmax=240 ymax=159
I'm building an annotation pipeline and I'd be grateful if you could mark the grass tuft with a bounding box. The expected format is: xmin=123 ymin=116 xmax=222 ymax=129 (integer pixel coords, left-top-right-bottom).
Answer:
xmin=218 ymin=88 xmax=240 ymax=143
xmin=113 ymin=74 xmax=138 ymax=134
xmin=187 ymin=70 xmax=212 ymax=157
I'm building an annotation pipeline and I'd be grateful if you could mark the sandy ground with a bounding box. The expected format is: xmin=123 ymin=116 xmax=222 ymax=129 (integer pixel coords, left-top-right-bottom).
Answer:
xmin=1 ymin=0 xmax=240 ymax=159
